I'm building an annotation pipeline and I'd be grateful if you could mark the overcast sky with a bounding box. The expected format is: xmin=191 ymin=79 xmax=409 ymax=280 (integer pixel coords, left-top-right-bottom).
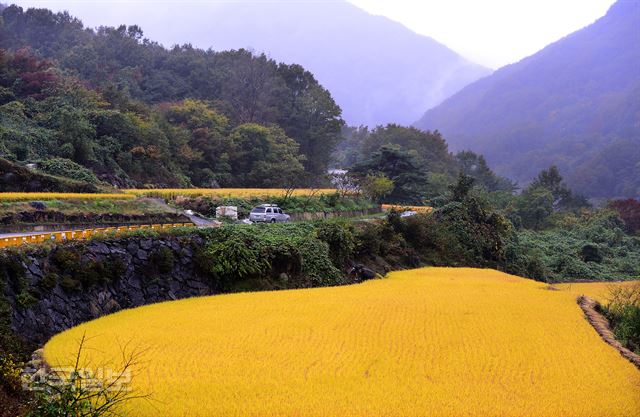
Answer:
xmin=349 ymin=0 xmax=617 ymax=67
xmin=11 ymin=0 xmax=618 ymax=68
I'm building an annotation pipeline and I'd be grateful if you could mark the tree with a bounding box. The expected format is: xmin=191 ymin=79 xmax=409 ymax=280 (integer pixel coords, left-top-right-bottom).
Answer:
xmin=513 ymin=187 xmax=554 ymax=230
xmin=276 ymin=64 xmax=344 ymax=177
xmin=360 ymin=124 xmax=455 ymax=175
xmin=228 ymin=124 xmax=305 ymax=187
xmin=529 ymin=166 xmax=589 ymax=211
xmin=351 ymin=145 xmax=428 ymax=204
xmin=609 ymin=198 xmax=640 ymax=235
xmin=455 ymin=150 xmax=515 ymax=192
xmin=359 ymin=173 xmax=393 ymax=203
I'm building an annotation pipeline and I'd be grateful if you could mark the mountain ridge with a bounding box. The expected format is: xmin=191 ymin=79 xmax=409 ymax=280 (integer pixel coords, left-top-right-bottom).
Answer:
xmin=415 ymin=0 xmax=640 ymax=198
xmin=10 ymin=0 xmax=490 ymax=126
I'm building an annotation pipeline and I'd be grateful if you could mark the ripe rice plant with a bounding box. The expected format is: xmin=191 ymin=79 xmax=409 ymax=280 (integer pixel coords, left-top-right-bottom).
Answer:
xmin=558 ymin=281 xmax=640 ymax=304
xmin=381 ymin=204 xmax=433 ymax=213
xmin=123 ymin=188 xmax=341 ymax=199
xmin=0 ymin=192 xmax=135 ymax=201
xmin=44 ymin=268 xmax=640 ymax=417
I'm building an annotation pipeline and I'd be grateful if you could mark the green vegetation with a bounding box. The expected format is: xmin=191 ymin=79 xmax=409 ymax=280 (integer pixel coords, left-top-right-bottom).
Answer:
xmin=602 ymin=283 xmax=640 ymax=354
xmin=37 ymin=158 xmax=99 ymax=184
xmin=0 ymin=158 xmax=99 ymax=193
xmin=173 ymin=193 xmax=376 ymax=219
xmin=516 ymin=212 xmax=640 ymax=282
xmin=337 ymin=125 xmax=515 ymax=204
xmin=197 ymin=223 xmax=343 ymax=291
xmin=0 ymin=198 xmax=173 ymax=217
xmin=0 ymin=6 xmax=342 ymax=188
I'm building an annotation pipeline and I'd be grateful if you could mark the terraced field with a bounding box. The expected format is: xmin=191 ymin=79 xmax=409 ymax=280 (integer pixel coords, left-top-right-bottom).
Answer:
xmin=44 ymin=268 xmax=640 ymax=417
xmin=123 ymin=188 xmax=341 ymax=199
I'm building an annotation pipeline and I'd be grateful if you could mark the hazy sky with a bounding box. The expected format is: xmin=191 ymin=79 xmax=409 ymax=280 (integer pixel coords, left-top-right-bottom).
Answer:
xmin=11 ymin=0 xmax=618 ymax=68
xmin=349 ymin=0 xmax=617 ymax=68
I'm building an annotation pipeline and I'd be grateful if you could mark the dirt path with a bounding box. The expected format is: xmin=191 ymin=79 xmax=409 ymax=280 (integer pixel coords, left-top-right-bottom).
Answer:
xmin=578 ymin=296 xmax=640 ymax=369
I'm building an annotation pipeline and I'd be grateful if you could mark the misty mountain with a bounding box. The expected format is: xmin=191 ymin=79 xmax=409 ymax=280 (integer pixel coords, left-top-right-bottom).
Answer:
xmin=14 ymin=0 xmax=490 ymax=127
xmin=415 ymin=0 xmax=640 ymax=199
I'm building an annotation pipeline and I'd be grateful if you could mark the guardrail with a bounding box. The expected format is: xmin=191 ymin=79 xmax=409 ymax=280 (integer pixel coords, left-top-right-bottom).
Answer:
xmin=0 ymin=223 xmax=193 ymax=249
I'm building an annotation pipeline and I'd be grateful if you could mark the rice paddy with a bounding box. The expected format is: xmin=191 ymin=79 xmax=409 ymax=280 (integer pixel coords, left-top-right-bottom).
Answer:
xmin=44 ymin=268 xmax=640 ymax=417
xmin=381 ymin=204 xmax=433 ymax=213
xmin=123 ymin=188 xmax=341 ymax=199
xmin=558 ymin=280 xmax=640 ymax=304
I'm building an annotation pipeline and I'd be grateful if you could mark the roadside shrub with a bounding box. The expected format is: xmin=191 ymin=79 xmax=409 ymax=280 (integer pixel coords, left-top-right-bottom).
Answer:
xmin=296 ymin=239 xmax=342 ymax=286
xmin=316 ymin=221 xmax=355 ymax=266
xmin=205 ymin=233 xmax=268 ymax=290
xmin=353 ymin=222 xmax=383 ymax=258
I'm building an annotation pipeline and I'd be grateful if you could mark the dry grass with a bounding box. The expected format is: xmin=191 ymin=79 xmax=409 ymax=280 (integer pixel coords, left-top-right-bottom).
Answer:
xmin=44 ymin=268 xmax=640 ymax=417
xmin=0 ymin=193 xmax=134 ymax=201
xmin=123 ymin=188 xmax=340 ymax=199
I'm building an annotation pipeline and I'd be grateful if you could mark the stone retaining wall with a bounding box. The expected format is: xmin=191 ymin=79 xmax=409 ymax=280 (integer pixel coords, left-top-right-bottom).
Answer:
xmin=4 ymin=235 xmax=211 ymax=344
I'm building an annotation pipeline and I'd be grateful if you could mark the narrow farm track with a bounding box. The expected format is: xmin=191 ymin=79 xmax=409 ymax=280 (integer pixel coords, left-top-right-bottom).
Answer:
xmin=578 ymin=296 xmax=640 ymax=369
xmin=44 ymin=268 xmax=640 ymax=417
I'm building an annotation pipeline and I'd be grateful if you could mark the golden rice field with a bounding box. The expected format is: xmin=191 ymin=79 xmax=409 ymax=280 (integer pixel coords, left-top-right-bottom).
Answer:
xmin=381 ymin=204 xmax=433 ymax=213
xmin=44 ymin=268 xmax=640 ymax=417
xmin=558 ymin=280 xmax=640 ymax=304
xmin=123 ymin=188 xmax=341 ymax=199
xmin=0 ymin=192 xmax=135 ymax=201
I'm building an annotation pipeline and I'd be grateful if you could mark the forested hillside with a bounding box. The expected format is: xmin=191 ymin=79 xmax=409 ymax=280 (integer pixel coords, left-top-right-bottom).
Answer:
xmin=11 ymin=0 xmax=490 ymax=126
xmin=415 ymin=0 xmax=640 ymax=199
xmin=333 ymin=124 xmax=515 ymax=203
xmin=0 ymin=5 xmax=342 ymax=187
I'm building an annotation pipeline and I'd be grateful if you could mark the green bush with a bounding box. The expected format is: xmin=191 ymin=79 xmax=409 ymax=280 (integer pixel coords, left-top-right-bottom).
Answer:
xmin=603 ymin=283 xmax=640 ymax=354
xmin=38 ymin=158 xmax=99 ymax=184
xmin=516 ymin=210 xmax=640 ymax=281
xmin=316 ymin=220 xmax=355 ymax=266
xmin=16 ymin=291 xmax=37 ymax=309
xmin=197 ymin=223 xmax=343 ymax=290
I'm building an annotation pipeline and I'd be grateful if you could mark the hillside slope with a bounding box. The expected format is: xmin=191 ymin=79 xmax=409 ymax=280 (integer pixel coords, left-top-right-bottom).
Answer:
xmin=14 ymin=0 xmax=490 ymax=126
xmin=416 ymin=0 xmax=640 ymax=198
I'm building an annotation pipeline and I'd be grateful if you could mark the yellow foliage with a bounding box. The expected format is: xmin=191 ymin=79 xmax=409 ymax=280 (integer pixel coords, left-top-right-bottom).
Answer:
xmin=44 ymin=268 xmax=640 ymax=417
xmin=0 ymin=193 xmax=134 ymax=201
xmin=381 ymin=204 xmax=433 ymax=213
xmin=123 ymin=188 xmax=341 ymax=199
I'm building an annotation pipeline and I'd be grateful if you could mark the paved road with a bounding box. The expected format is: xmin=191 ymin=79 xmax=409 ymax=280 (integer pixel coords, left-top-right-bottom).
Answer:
xmin=149 ymin=198 xmax=220 ymax=227
xmin=0 ymin=200 xmax=219 ymax=240
xmin=0 ymin=230 xmax=52 ymax=239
